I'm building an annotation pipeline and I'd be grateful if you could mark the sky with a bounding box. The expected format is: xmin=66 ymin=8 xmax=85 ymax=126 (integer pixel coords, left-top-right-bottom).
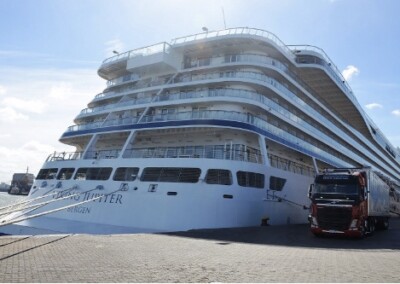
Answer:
xmin=0 ymin=0 xmax=399 ymax=183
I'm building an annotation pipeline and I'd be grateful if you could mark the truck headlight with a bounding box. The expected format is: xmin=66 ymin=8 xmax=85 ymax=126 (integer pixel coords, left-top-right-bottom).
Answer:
xmin=311 ymin=217 xmax=318 ymax=227
xmin=349 ymin=219 xmax=358 ymax=229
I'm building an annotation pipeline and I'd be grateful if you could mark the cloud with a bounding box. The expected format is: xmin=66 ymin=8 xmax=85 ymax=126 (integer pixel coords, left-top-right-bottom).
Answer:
xmin=0 ymin=66 xmax=103 ymax=182
xmin=365 ymin=103 xmax=383 ymax=110
xmin=21 ymin=140 xmax=55 ymax=153
xmin=0 ymin=141 xmax=57 ymax=183
xmin=0 ymin=107 xmax=29 ymax=122
xmin=392 ymin=109 xmax=400 ymax=117
xmin=342 ymin=65 xmax=359 ymax=81
xmin=1 ymin=97 xmax=48 ymax=114
xmin=104 ymin=39 xmax=125 ymax=56
xmin=0 ymin=85 xmax=6 ymax=95
xmin=48 ymin=82 xmax=73 ymax=100
xmin=0 ymin=49 xmax=49 ymax=58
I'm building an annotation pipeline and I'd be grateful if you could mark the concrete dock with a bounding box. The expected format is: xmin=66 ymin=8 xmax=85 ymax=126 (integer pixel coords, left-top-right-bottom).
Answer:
xmin=1 ymin=219 xmax=400 ymax=283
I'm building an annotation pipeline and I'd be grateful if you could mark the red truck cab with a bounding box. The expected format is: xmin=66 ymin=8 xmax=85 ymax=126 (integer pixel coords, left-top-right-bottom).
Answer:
xmin=308 ymin=168 xmax=389 ymax=238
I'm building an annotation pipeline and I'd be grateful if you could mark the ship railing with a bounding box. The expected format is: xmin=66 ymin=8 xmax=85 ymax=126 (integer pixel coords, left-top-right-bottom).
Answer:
xmin=78 ymin=97 xmax=152 ymax=117
xmin=101 ymin=42 xmax=171 ymax=65
xmin=92 ymin=51 xmax=324 ymax=121
xmin=84 ymin=149 xmax=121 ymax=160
xmin=171 ymin=27 xmax=295 ymax=60
xmin=123 ymin=144 xmax=263 ymax=164
xmin=96 ymin=52 xmax=295 ymax=103
xmin=67 ymin=80 xmax=356 ymax=170
xmin=183 ymin=52 xmax=324 ymax=103
xmin=287 ymin=44 xmax=371 ymax=124
xmin=288 ymin=45 xmax=354 ymax=97
xmin=93 ymin=55 xmax=285 ymax=103
xmin=133 ymin=110 xmax=346 ymax=168
xmin=101 ymin=28 xmax=294 ymax=68
xmin=66 ymin=108 xmax=348 ymax=168
xmin=46 ymin=151 xmax=83 ymax=162
xmin=268 ymin=153 xmax=315 ymax=177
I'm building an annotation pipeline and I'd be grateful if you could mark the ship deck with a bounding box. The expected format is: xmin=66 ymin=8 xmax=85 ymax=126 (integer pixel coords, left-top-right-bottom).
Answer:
xmin=1 ymin=218 xmax=399 ymax=282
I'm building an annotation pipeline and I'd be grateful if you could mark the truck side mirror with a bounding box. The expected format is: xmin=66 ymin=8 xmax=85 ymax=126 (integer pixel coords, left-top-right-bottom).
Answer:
xmin=308 ymin=184 xmax=314 ymax=199
xmin=359 ymin=186 xmax=367 ymax=200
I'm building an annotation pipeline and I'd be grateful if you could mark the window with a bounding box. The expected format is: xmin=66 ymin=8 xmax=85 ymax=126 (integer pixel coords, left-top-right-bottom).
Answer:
xmin=37 ymin=168 xmax=58 ymax=180
xmin=122 ymin=74 xmax=131 ymax=82
xmin=198 ymin=58 xmax=210 ymax=67
xmin=141 ymin=167 xmax=201 ymax=183
xmin=74 ymin=167 xmax=112 ymax=180
xmin=205 ymin=169 xmax=232 ymax=185
xmin=237 ymin=171 xmax=265 ymax=188
xmin=113 ymin=167 xmax=139 ymax=181
xmin=57 ymin=168 xmax=75 ymax=180
xmin=269 ymin=176 xmax=286 ymax=191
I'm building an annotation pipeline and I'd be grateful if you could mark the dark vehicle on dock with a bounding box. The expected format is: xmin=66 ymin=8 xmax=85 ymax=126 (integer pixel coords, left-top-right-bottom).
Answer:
xmin=308 ymin=168 xmax=393 ymax=238
xmin=8 ymin=173 xmax=34 ymax=196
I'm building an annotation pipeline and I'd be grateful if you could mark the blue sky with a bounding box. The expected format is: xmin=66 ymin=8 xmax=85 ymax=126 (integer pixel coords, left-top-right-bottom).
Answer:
xmin=0 ymin=0 xmax=399 ymax=182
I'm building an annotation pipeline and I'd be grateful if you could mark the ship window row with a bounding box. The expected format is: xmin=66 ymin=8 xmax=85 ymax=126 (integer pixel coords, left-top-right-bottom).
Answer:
xmin=36 ymin=167 xmax=265 ymax=188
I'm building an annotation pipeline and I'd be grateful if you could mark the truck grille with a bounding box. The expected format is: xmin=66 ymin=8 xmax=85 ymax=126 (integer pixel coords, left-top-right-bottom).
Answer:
xmin=317 ymin=206 xmax=352 ymax=231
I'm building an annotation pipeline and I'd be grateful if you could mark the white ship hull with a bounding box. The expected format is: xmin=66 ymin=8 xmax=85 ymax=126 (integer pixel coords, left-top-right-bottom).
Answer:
xmin=1 ymin=159 xmax=312 ymax=235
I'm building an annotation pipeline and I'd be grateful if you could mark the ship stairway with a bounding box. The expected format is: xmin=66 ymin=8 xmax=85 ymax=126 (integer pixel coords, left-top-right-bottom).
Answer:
xmin=265 ymin=190 xmax=309 ymax=210
xmin=0 ymin=183 xmax=128 ymax=228
xmin=137 ymin=72 xmax=179 ymax=123
xmin=99 ymin=72 xmax=180 ymax=127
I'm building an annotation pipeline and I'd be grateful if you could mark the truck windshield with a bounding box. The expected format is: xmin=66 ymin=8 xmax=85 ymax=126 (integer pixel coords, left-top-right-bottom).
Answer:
xmin=314 ymin=183 xmax=358 ymax=195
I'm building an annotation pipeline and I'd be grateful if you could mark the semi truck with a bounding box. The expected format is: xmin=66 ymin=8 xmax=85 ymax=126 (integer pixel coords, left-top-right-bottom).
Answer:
xmin=308 ymin=167 xmax=392 ymax=238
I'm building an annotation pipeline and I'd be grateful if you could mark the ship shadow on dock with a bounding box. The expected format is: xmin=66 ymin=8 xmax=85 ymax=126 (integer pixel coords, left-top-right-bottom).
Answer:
xmin=163 ymin=218 xmax=400 ymax=250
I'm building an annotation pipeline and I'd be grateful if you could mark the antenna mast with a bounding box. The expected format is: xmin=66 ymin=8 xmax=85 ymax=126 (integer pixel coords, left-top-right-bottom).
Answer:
xmin=221 ymin=7 xmax=227 ymax=29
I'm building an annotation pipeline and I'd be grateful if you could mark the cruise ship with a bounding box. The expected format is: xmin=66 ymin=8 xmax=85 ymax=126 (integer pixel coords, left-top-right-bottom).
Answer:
xmin=1 ymin=27 xmax=400 ymax=235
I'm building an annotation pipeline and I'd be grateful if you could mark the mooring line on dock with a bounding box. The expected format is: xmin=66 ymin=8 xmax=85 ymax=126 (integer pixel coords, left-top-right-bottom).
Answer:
xmin=0 ymin=185 xmax=76 ymax=213
xmin=0 ymin=236 xmax=31 ymax=248
xmin=0 ymin=186 xmax=105 ymax=225
xmin=0 ymin=188 xmax=124 ymax=228
xmin=266 ymin=192 xmax=309 ymax=210
xmin=0 ymin=187 xmax=99 ymax=217
xmin=0 ymin=234 xmax=71 ymax=262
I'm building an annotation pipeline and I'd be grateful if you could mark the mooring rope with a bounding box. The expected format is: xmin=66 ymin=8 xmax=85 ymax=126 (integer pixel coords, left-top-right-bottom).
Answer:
xmin=0 ymin=185 xmax=77 ymax=212
xmin=0 ymin=186 xmax=102 ymax=217
xmin=266 ymin=192 xmax=309 ymax=210
xmin=0 ymin=187 xmax=123 ymax=227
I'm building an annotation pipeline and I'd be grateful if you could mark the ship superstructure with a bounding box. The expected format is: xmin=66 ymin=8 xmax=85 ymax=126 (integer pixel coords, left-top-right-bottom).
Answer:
xmin=1 ymin=28 xmax=399 ymax=235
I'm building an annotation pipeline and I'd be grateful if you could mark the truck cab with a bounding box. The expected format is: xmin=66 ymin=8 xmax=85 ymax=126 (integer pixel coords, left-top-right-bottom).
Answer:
xmin=308 ymin=168 xmax=389 ymax=238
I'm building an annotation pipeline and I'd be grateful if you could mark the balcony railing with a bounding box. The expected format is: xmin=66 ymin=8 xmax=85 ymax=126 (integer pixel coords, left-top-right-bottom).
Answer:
xmin=171 ymin=27 xmax=295 ymax=60
xmin=268 ymin=154 xmax=315 ymax=177
xmin=66 ymin=69 xmax=385 ymax=172
xmin=123 ymin=144 xmax=263 ymax=164
xmin=43 ymin=148 xmax=316 ymax=177
xmin=46 ymin=151 xmax=83 ymax=162
xmin=84 ymin=149 xmax=121 ymax=160
xmin=102 ymin=42 xmax=172 ymax=65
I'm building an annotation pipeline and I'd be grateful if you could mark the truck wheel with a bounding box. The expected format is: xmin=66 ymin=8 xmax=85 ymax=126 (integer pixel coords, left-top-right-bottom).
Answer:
xmin=359 ymin=221 xmax=367 ymax=239
xmin=376 ymin=218 xmax=389 ymax=230
xmin=312 ymin=232 xmax=323 ymax=238
xmin=381 ymin=218 xmax=389 ymax=230
xmin=368 ymin=218 xmax=375 ymax=235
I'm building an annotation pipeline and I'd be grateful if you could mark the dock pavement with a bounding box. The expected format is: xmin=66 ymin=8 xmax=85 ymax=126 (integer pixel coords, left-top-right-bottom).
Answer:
xmin=1 ymin=218 xmax=400 ymax=282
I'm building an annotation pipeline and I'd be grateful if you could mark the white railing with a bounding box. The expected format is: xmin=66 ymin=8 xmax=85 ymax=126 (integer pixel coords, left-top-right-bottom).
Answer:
xmin=288 ymin=45 xmax=358 ymax=104
xmin=101 ymin=42 xmax=171 ymax=65
xmin=46 ymin=151 xmax=83 ymax=162
xmin=171 ymin=27 xmax=295 ymax=60
xmin=123 ymin=144 xmax=263 ymax=164
xmin=100 ymin=28 xmax=295 ymax=67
